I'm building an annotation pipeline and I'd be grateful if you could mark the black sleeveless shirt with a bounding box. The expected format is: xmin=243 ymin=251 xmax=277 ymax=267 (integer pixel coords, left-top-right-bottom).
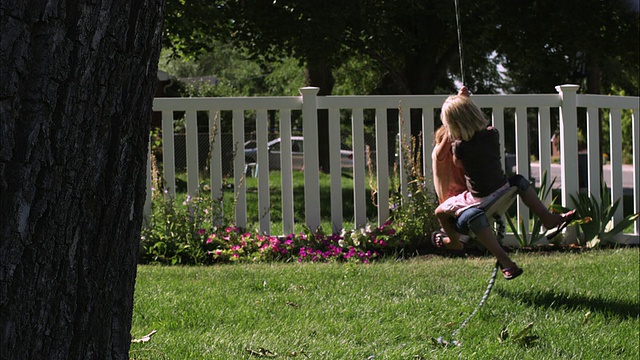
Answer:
xmin=452 ymin=127 xmax=507 ymax=197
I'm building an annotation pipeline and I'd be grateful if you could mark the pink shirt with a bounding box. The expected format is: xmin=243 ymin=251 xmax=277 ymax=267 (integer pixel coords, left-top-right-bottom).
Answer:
xmin=432 ymin=140 xmax=466 ymax=204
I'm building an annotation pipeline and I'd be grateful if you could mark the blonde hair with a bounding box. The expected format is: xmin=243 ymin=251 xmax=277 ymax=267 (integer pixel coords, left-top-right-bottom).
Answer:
xmin=433 ymin=125 xmax=448 ymax=145
xmin=440 ymin=95 xmax=488 ymax=141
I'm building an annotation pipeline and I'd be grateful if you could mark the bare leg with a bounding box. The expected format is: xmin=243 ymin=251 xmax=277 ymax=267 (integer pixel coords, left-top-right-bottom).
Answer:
xmin=518 ymin=187 xmax=564 ymax=228
xmin=473 ymin=226 xmax=516 ymax=269
xmin=435 ymin=211 xmax=464 ymax=250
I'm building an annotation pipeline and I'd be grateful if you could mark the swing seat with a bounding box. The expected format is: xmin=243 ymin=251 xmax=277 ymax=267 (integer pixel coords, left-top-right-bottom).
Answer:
xmin=479 ymin=185 xmax=518 ymax=220
xmin=459 ymin=185 xmax=518 ymax=242
xmin=455 ymin=184 xmax=518 ymax=221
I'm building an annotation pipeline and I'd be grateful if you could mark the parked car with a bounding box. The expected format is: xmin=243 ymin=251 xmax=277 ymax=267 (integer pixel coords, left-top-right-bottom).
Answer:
xmin=244 ymin=140 xmax=258 ymax=163
xmin=244 ymin=136 xmax=353 ymax=170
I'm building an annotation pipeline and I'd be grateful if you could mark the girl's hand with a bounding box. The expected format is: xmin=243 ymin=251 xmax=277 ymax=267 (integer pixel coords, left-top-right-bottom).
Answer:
xmin=458 ymin=86 xmax=471 ymax=97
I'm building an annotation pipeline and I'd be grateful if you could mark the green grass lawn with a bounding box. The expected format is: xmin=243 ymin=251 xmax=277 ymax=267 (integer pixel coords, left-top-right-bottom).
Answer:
xmin=130 ymin=248 xmax=639 ymax=359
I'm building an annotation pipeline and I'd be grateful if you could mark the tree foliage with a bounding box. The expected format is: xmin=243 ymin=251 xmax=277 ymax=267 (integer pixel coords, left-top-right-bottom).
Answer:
xmin=164 ymin=0 xmax=638 ymax=96
xmin=342 ymin=0 xmax=501 ymax=94
xmin=494 ymin=0 xmax=639 ymax=95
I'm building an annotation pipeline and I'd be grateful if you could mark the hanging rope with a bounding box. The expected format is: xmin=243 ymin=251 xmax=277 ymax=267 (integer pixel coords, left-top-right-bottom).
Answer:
xmin=435 ymin=215 xmax=507 ymax=347
xmin=454 ymin=0 xmax=465 ymax=85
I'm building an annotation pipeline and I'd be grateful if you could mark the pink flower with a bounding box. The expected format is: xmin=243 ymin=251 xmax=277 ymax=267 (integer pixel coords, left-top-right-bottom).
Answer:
xmin=197 ymin=228 xmax=206 ymax=235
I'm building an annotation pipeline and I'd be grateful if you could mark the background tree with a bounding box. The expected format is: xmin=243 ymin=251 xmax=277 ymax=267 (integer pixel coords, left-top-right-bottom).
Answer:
xmin=0 ymin=1 xmax=163 ymax=358
xmin=164 ymin=0 xmax=359 ymax=172
xmin=163 ymin=1 xmax=501 ymax=170
xmin=163 ymin=0 xmax=638 ymax=97
xmin=345 ymin=0 xmax=500 ymax=95
xmin=224 ymin=0 xmax=358 ymax=172
xmin=163 ymin=0 xmax=638 ymax=163
xmin=495 ymin=0 xmax=639 ymax=95
xmin=342 ymin=0 xmax=501 ymax=156
xmin=493 ymin=0 xmax=638 ymax=163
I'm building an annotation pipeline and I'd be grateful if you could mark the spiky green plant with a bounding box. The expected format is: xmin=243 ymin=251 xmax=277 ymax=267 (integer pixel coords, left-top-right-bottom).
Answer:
xmin=552 ymin=180 xmax=639 ymax=248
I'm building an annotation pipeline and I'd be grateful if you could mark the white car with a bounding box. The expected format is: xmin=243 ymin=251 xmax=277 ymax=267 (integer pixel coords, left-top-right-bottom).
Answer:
xmin=245 ymin=136 xmax=353 ymax=170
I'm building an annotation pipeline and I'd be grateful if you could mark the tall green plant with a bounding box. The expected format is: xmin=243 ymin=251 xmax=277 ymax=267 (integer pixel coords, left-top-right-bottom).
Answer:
xmin=506 ymin=171 xmax=557 ymax=247
xmin=387 ymin=104 xmax=440 ymax=251
xmin=140 ymin=154 xmax=222 ymax=264
xmin=553 ymin=180 xmax=639 ymax=248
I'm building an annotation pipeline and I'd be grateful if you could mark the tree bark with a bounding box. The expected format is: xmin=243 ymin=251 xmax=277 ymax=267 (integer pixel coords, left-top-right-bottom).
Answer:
xmin=0 ymin=1 xmax=163 ymax=358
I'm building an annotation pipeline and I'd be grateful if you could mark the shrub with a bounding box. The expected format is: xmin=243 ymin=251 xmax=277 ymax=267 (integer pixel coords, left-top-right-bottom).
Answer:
xmin=140 ymin=104 xmax=444 ymax=264
xmin=385 ymin=105 xmax=440 ymax=252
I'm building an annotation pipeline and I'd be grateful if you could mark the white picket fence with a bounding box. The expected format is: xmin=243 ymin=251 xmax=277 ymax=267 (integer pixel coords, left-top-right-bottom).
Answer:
xmin=147 ymin=85 xmax=639 ymax=245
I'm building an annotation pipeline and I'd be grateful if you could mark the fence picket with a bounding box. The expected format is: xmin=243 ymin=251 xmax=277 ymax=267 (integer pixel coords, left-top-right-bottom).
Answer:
xmin=328 ymin=108 xmax=343 ymax=233
xmin=147 ymin=87 xmax=638 ymax=244
xmin=375 ymin=108 xmax=390 ymax=226
xmin=232 ymin=109 xmax=246 ymax=228
xmin=352 ymin=108 xmax=367 ymax=228
xmin=256 ymin=109 xmax=270 ymax=233
xmin=279 ymin=109 xmax=295 ymax=235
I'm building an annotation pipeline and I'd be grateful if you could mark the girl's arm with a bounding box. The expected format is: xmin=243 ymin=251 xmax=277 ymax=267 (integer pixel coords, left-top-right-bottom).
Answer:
xmin=434 ymin=134 xmax=452 ymax=161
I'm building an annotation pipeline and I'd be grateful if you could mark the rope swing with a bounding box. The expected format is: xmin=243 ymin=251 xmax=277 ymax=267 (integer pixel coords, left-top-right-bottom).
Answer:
xmin=454 ymin=0 xmax=465 ymax=85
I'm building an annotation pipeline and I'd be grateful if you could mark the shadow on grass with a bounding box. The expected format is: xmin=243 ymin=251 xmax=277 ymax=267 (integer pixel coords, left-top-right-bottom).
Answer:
xmin=495 ymin=287 xmax=640 ymax=321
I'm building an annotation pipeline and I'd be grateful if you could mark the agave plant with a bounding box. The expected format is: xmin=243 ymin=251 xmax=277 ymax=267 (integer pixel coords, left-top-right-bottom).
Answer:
xmin=552 ymin=180 xmax=639 ymax=248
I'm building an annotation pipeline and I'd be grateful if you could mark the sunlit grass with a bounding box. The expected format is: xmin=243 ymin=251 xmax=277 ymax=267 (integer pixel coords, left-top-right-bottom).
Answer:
xmin=131 ymin=248 xmax=639 ymax=359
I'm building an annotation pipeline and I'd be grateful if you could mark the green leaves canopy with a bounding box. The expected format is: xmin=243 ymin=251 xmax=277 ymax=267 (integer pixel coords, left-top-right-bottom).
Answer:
xmin=163 ymin=0 xmax=639 ymax=95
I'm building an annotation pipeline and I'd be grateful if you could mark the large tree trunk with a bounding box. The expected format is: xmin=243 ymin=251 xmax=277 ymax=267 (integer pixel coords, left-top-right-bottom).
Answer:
xmin=0 ymin=1 xmax=163 ymax=358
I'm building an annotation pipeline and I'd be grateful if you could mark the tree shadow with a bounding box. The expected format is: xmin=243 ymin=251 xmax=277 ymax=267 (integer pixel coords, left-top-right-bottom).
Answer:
xmin=495 ymin=287 xmax=640 ymax=321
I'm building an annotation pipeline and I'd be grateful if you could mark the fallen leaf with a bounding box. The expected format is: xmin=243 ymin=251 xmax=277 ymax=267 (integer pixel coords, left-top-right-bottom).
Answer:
xmin=131 ymin=330 xmax=157 ymax=343
xmin=498 ymin=327 xmax=509 ymax=343
xmin=246 ymin=347 xmax=278 ymax=358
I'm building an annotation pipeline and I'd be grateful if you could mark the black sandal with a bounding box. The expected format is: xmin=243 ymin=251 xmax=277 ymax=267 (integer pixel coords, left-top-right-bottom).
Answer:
xmin=430 ymin=229 xmax=465 ymax=255
xmin=500 ymin=263 xmax=523 ymax=280
xmin=431 ymin=229 xmax=447 ymax=249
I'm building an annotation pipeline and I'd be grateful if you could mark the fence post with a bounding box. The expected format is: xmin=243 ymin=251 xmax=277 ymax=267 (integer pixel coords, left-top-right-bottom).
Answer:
xmin=556 ymin=84 xmax=580 ymax=243
xmin=633 ymin=108 xmax=640 ymax=235
xmin=300 ymin=87 xmax=321 ymax=231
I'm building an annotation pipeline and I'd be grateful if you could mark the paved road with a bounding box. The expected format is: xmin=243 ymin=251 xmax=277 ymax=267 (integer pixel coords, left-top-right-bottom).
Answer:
xmin=527 ymin=163 xmax=635 ymax=191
